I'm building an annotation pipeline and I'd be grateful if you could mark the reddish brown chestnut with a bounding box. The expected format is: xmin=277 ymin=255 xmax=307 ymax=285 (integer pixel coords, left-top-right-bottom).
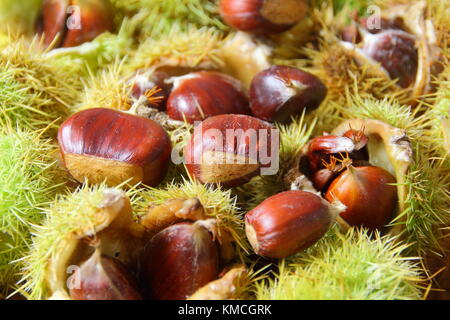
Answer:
xmin=219 ymin=0 xmax=308 ymax=35
xmin=325 ymin=165 xmax=398 ymax=230
xmin=306 ymin=135 xmax=355 ymax=172
xmin=166 ymin=71 xmax=250 ymax=123
xmin=362 ymin=29 xmax=418 ymax=88
xmin=245 ymin=190 xmax=334 ymax=259
xmin=36 ymin=0 xmax=114 ymax=48
xmin=69 ymin=250 xmax=142 ymax=300
xmin=58 ymin=108 xmax=172 ymax=187
xmin=142 ymin=222 xmax=219 ymax=300
xmin=129 ymin=70 xmax=172 ymax=111
xmin=250 ymin=65 xmax=327 ymax=122
xmin=184 ymin=114 xmax=277 ymax=187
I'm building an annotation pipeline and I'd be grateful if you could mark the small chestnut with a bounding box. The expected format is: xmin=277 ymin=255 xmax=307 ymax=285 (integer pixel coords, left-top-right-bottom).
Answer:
xmin=142 ymin=222 xmax=219 ymax=300
xmin=69 ymin=250 xmax=142 ymax=300
xmin=129 ymin=70 xmax=172 ymax=111
xmin=219 ymin=0 xmax=308 ymax=35
xmin=166 ymin=71 xmax=250 ymax=123
xmin=184 ymin=114 xmax=277 ymax=187
xmin=36 ymin=0 xmax=114 ymax=48
xmin=325 ymin=165 xmax=398 ymax=230
xmin=245 ymin=190 xmax=334 ymax=259
xmin=362 ymin=29 xmax=418 ymax=88
xmin=58 ymin=108 xmax=172 ymax=187
xmin=306 ymin=135 xmax=355 ymax=172
xmin=250 ymin=65 xmax=327 ymax=122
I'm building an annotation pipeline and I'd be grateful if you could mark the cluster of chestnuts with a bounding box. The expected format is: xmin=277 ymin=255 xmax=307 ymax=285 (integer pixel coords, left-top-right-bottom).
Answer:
xmin=69 ymin=198 xmax=234 ymax=300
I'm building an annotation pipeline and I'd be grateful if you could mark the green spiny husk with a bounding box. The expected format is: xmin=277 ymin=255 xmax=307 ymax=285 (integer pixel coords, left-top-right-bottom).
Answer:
xmin=18 ymin=183 xmax=140 ymax=300
xmin=0 ymin=37 xmax=80 ymax=133
xmin=0 ymin=126 xmax=67 ymax=296
xmin=255 ymin=228 xmax=425 ymax=300
xmin=135 ymin=178 xmax=249 ymax=254
xmin=0 ymin=0 xmax=42 ymax=36
xmin=328 ymin=94 xmax=450 ymax=253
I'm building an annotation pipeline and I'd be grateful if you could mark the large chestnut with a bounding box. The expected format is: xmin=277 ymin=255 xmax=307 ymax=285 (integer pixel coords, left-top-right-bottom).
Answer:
xmin=58 ymin=108 xmax=172 ymax=187
xmin=166 ymin=71 xmax=250 ymax=123
xmin=142 ymin=222 xmax=219 ymax=300
xmin=184 ymin=114 xmax=277 ymax=187
xmin=69 ymin=250 xmax=142 ymax=300
xmin=325 ymin=165 xmax=398 ymax=230
xmin=250 ymin=65 xmax=327 ymax=122
xmin=219 ymin=0 xmax=308 ymax=34
xmin=362 ymin=29 xmax=418 ymax=88
xmin=245 ymin=190 xmax=334 ymax=259
xmin=36 ymin=0 xmax=114 ymax=48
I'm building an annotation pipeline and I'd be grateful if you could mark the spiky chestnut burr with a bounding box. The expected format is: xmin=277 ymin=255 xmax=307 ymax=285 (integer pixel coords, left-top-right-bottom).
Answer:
xmin=219 ymin=0 xmax=308 ymax=35
xmin=58 ymin=108 xmax=172 ymax=187
xmin=249 ymin=65 xmax=327 ymax=123
xmin=142 ymin=222 xmax=219 ymax=300
xmin=166 ymin=71 xmax=250 ymax=123
xmin=325 ymin=164 xmax=398 ymax=231
xmin=245 ymin=190 xmax=337 ymax=259
xmin=36 ymin=0 xmax=114 ymax=48
xmin=69 ymin=250 xmax=142 ymax=300
xmin=184 ymin=114 xmax=277 ymax=187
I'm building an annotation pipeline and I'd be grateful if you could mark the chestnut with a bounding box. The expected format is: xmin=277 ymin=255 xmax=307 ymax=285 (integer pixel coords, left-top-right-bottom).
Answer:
xmin=129 ymin=70 xmax=172 ymax=111
xmin=58 ymin=108 xmax=172 ymax=187
xmin=184 ymin=114 xmax=278 ymax=187
xmin=69 ymin=250 xmax=142 ymax=300
xmin=36 ymin=0 xmax=114 ymax=49
xmin=142 ymin=222 xmax=219 ymax=300
xmin=166 ymin=71 xmax=250 ymax=123
xmin=325 ymin=165 xmax=398 ymax=231
xmin=249 ymin=65 xmax=327 ymax=122
xmin=362 ymin=29 xmax=418 ymax=88
xmin=219 ymin=0 xmax=308 ymax=35
xmin=306 ymin=135 xmax=355 ymax=172
xmin=245 ymin=190 xmax=334 ymax=259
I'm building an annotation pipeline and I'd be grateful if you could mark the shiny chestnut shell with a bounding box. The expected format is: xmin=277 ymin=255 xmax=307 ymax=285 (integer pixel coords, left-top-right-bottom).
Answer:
xmin=250 ymin=65 xmax=327 ymax=122
xmin=142 ymin=222 xmax=219 ymax=300
xmin=362 ymin=29 xmax=418 ymax=88
xmin=219 ymin=0 xmax=308 ymax=35
xmin=245 ymin=190 xmax=332 ymax=259
xmin=129 ymin=70 xmax=172 ymax=111
xmin=37 ymin=0 xmax=114 ymax=48
xmin=325 ymin=166 xmax=398 ymax=230
xmin=69 ymin=251 xmax=142 ymax=300
xmin=166 ymin=71 xmax=250 ymax=123
xmin=58 ymin=108 xmax=172 ymax=187
xmin=184 ymin=114 xmax=276 ymax=187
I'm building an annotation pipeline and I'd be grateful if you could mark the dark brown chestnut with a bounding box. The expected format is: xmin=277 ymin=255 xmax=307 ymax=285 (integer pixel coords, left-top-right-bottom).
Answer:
xmin=129 ymin=70 xmax=172 ymax=111
xmin=219 ymin=0 xmax=308 ymax=35
xmin=58 ymin=108 xmax=172 ymax=187
xmin=36 ymin=0 xmax=114 ymax=48
xmin=361 ymin=29 xmax=418 ymax=88
xmin=184 ymin=114 xmax=278 ymax=187
xmin=306 ymin=135 xmax=355 ymax=172
xmin=166 ymin=71 xmax=250 ymax=124
xmin=245 ymin=190 xmax=334 ymax=259
xmin=69 ymin=250 xmax=142 ymax=300
xmin=325 ymin=165 xmax=398 ymax=230
xmin=142 ymin=222 xmax=219 ymax=300
xmin=249 ymin=65 xmax=327 ymax=122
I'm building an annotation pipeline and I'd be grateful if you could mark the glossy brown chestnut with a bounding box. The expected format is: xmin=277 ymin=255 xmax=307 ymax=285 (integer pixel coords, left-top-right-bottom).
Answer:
xmin=142 ymin=222 xmax=219 ymax=300
xmin=166 ymin=71 xmax=250 ymax=124
xmin=69 ymin=250 xmax=142 ymax=300
xmin=58 ymin=108 xmax=172 ymax=187
xmin=362 ymin=29 xmax=418 ymax=88
xmin=129 ymin=70 xmax=172 ymax=111
xmin=184 ymin=114 xmax=277 ymax=187
xmin=37 ymin=0 xmax=114 ymax=48
xmin=306 ymin=135 xmax=355 ymax=172
xmin=245 ymin=190 xmax=333 ymax=259
xmin=250 ymin=65 xmax=327 ymax=123
xmin=219 ymin=0 xmax=308 ymax=35
xmin=325 ymin=165 xmax=398 ymax=230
